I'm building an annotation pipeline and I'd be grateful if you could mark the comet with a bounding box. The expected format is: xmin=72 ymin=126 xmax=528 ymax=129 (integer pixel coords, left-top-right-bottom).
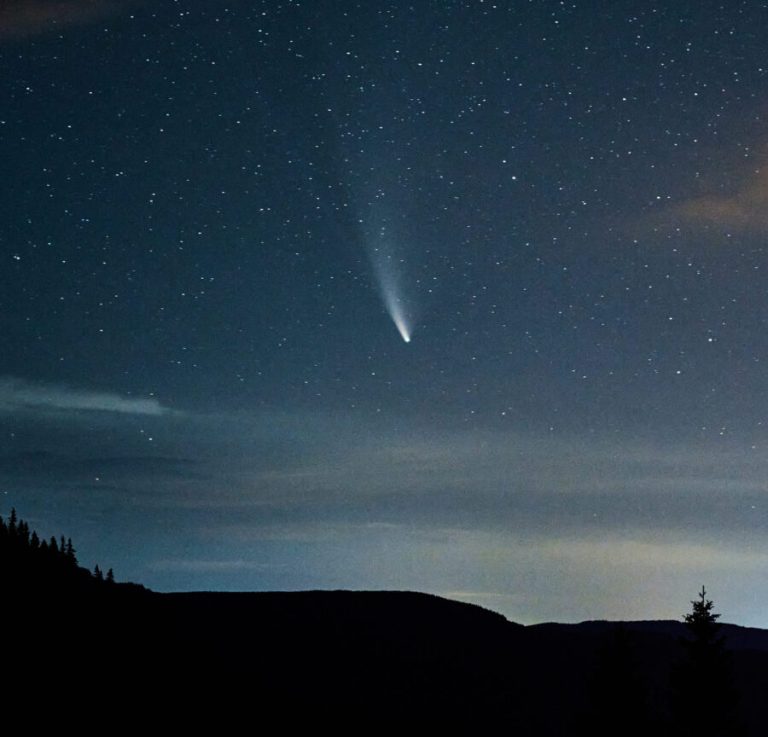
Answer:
xmin=357 ymin=202 xmax=415 ymax=342
xmin=382 ymin=286 xmax=412 ymax=343
xmin=370 ymin=243 xmax=414 ymax=343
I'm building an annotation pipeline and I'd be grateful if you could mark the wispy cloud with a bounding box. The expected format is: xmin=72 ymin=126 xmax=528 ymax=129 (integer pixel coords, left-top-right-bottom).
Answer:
xmin=673 ymin=164 xmax=768 ymax=230
xmin=149 ymin=559 xmax=286 ymax=573
xmin=0 ymin=376 xmax=170 ymax=416
xmin=0 ymin=0 xmax=130 ymax=40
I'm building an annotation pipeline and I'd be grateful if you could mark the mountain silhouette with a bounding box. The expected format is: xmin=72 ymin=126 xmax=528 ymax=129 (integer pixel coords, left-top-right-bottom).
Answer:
xmin=4 ymin=510 xmax=768 ymax=733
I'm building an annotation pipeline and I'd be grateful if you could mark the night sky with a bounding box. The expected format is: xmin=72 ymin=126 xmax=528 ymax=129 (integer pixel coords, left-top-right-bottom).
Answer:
xmin=4 ymin=0 xmax=768 ymax=625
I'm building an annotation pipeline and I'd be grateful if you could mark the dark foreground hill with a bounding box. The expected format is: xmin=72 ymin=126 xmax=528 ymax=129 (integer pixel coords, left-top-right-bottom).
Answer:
xmin=5 ymin=512 xmax=768 ymax=733
xmin=10 ymin=587 xmax=768 ymax=733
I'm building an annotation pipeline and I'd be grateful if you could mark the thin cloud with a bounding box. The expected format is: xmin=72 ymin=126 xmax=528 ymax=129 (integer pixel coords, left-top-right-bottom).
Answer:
xmin=149 ymin=559 xmax=286 ymax=573
xmin=0 ymin=376 xmax=170 ymax=416
xmin=0 ymin=0 xmax=129 ymax=40
xmin=673 ymin=165 xmax=768 ymax=230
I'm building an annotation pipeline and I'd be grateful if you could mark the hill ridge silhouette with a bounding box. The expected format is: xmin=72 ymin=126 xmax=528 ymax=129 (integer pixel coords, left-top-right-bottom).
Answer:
xmin=4 ymin=509 xmax=768 ymax=734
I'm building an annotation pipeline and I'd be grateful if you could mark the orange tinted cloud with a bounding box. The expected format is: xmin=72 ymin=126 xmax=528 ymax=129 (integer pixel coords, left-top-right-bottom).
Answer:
xmin=0 ymin=1 xmax=126 ymax=40
xmin=675 ymin=166 xmax=768 ymax=230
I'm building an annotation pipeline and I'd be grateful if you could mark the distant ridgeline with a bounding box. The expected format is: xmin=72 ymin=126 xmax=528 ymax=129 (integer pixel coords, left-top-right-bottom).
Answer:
xmin=4 ymin=509 xmax=768 ymax=734
xmin=0 ymin=508 xmax=117 ymax=591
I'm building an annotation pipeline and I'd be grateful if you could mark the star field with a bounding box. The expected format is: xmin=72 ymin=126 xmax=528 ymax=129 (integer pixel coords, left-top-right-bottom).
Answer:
xmin=3 ymin=0 xmax=768 ymax=623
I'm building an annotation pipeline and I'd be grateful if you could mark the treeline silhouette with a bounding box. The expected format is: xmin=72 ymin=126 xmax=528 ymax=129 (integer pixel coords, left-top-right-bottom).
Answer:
xmin=0 ymin=508 xmax=115 ymax=590
xmin=3 ymin=510 xmax=767 ymax=733
xmin=5 ymin=509 xmax=152 ymax=723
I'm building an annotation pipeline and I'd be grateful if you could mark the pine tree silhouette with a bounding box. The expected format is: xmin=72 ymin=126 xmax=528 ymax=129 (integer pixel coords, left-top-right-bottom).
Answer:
xmin=1 ymin=510 xmax=117 ymax=592
xmin=65 ymin=538 xmax=77 ymax=566
xmin=671 ymin=587 xmax=742 ymax=736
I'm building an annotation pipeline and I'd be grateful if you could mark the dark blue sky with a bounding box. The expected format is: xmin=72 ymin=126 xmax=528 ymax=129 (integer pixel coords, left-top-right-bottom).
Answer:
xmin=3 ymin=0 xmax=768 ymax=623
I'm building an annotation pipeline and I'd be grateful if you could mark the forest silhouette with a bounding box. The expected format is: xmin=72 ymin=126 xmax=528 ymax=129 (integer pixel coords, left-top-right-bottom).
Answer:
xmin=3 ymin=510 xmax=766 ymax=733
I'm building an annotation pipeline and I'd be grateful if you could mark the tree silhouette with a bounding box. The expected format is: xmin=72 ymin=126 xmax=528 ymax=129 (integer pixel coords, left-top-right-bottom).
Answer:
xmin=65 ymin=538 xmax=77 ymax=566
xmin=670 ymin=587 xmax=741 ymax=736
xmin=1 ymin=509 xmax=117 ymax=592
xmin=684 ymin=586 xmax=721 ymax=645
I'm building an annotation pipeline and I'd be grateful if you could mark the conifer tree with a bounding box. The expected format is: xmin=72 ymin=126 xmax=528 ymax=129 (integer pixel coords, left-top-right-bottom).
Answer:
xmin=671 ymin=587 xmax=741 ymax=736
xmin=2 ymin=510 xmax=128 ymax=594
xmin=65 ymin=538 xmax=77 ymax=565
xmin=684 ymin=586 xmax=721 ymax=645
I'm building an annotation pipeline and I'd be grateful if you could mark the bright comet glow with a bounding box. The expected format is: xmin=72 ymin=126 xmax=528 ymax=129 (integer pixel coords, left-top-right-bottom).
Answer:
xmin=370 ymin=243 xmax=414 ymax=344
xmin=386 ymin=295 xmax=412 ymax=343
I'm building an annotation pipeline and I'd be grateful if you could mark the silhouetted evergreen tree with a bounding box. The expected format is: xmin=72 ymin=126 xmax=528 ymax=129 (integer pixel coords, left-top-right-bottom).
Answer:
xmin=65 ymin=538 xmax=76 ymax=565
xmin=670 ymin=587 xmax=742 ymax=736
xmin=1 ymin=510 xmax=118 ymax=593
xmin=106 ymin=568 xmax=115 ymax=584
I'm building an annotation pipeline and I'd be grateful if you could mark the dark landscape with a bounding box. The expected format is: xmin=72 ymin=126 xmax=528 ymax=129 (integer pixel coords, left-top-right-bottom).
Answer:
xmin=5 ymin=510 xmax=765 ymax=734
